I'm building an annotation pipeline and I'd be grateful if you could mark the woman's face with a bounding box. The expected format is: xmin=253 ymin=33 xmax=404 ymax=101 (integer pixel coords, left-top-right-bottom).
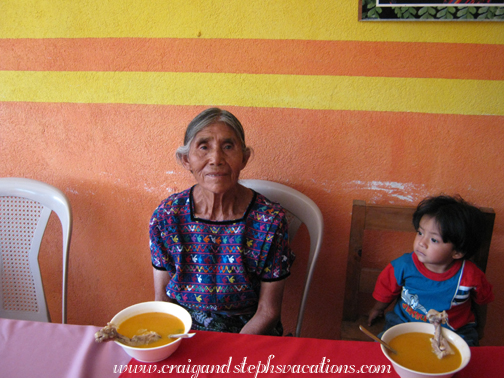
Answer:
xmin=182 ymin=122 xmax=250 ymax=195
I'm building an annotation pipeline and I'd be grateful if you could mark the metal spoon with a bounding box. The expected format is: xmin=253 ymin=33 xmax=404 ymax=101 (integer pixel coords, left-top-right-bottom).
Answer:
xmin=359 ymin=325 xmax=398 ymax=355
xmin=169 ymin=333 xmax=196 ymax=339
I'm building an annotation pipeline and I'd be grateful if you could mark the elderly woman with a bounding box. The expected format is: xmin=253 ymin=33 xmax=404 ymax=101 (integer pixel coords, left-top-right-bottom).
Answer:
xmin=150 ymin=108 xmax=295 ymax=335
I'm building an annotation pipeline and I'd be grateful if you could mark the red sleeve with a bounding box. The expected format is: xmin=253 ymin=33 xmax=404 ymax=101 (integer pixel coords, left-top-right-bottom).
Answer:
xmin=372 ymin=264 xmax=402 ymax=303
xmin=461 ymin=262 xmax=494 ymax=305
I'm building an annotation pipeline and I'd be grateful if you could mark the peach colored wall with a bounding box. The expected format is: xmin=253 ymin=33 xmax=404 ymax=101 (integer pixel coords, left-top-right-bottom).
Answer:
xmin=1 ymin=2 xmax=503 ymax=345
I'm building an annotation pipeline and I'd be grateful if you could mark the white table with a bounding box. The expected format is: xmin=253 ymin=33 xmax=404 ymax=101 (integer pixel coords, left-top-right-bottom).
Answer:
xmin=0 ymin=318 xmax=131 ymax=378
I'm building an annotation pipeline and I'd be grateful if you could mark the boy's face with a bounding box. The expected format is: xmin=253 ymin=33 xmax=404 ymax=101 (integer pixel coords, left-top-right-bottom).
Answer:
xmin=413 ymin=215 xmax=464 ymax=273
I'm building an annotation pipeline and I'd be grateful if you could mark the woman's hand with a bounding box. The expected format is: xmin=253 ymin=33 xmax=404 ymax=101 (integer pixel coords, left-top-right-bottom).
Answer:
xmin=240 ymin=280 xmax=286 ymax=335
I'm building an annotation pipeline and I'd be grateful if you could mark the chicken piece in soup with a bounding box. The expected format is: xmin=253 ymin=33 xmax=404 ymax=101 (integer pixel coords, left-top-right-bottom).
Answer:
xmin=388 ymin=332 xmax=462 ymax=374
xmin=117 ymin=312 xmax=185 ymax=348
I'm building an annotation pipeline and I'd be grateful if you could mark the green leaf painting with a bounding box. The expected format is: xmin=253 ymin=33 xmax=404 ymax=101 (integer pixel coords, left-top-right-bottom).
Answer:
xmin=360 ymin=0 xmax=504 ymax=20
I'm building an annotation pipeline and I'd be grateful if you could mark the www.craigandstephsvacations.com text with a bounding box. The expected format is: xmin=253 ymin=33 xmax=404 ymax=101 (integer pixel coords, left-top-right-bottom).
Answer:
xmin=114 ymin=355 xmax=393 ymax=377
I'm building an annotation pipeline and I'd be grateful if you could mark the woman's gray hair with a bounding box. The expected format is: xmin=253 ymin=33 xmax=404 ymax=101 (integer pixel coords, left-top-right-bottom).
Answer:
xmin=176 ymin=108 xmax=251 ymax=163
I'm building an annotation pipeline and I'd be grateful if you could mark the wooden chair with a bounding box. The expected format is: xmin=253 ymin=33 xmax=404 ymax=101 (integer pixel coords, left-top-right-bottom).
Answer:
xmin=341 ymin=199 xmax=495 ymax=341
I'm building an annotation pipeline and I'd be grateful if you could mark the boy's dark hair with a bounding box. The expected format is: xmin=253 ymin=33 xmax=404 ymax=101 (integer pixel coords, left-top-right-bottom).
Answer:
xmin=412 ymin=195 xmax=485 ymax=260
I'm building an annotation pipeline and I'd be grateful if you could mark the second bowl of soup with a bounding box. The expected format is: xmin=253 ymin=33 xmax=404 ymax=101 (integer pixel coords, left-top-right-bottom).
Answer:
xmin=381 ymin=322 xmax=470 ymax=378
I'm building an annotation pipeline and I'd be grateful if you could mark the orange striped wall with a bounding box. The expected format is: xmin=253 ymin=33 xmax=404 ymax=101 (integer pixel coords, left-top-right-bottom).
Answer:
xmin=1 ymin=2 xmax=503 ymax=345
xmin=1 ymin=38 xmax=503 ymax=80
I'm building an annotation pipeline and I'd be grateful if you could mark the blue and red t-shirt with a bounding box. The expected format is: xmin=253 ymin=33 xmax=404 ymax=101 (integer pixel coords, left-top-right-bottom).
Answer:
xmin=373 ymin=252 xmax=493 ymax=330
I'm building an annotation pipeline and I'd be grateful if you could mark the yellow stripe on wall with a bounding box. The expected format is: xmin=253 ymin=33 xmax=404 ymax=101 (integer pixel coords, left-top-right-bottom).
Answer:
xmin=1 ymin=71 xmax=502 ymax=116
xmin=1 ymin=1 xmax=503 ymax=44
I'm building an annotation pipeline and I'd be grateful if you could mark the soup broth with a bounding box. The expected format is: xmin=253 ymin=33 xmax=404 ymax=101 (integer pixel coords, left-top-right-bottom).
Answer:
xmin=388 ymin=332 xmax=462 ymax=374
xmin=117 ymin=312 xmax=185 ymax=348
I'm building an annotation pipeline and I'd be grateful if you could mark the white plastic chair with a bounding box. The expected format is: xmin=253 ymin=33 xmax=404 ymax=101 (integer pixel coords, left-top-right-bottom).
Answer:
xmin=240 ymin=179 xmax=324 ymax=337
xmin=0 ymin=177 xmax=72 ymax=323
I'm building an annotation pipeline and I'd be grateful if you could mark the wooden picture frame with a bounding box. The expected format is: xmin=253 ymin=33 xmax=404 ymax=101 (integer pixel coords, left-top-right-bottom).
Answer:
xmin=360 ymin=0 xmax=504 ymax=20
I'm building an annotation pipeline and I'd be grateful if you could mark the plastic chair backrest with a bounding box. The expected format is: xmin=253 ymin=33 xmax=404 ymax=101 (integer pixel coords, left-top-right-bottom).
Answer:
xmin=0 ymin=177 xmax=72 ymax=323
xmin=240 ymin=179 xmax=324 ymax=337
xmin=341 ymin=199 xmax=495 ymax=341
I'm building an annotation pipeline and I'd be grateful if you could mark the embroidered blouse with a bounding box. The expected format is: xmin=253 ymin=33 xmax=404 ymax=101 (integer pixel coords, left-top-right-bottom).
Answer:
xmin=150 ymin=187 xmax=295 ymax=314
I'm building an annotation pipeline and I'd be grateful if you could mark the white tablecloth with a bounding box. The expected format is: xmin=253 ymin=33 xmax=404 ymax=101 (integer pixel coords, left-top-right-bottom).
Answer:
xmin=0 ymin=318 xmax=131 ymax=378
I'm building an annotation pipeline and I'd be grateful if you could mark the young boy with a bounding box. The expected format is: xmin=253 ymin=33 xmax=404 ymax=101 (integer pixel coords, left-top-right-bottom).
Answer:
xmin=368 ymin=195 xmax=494 ymax=346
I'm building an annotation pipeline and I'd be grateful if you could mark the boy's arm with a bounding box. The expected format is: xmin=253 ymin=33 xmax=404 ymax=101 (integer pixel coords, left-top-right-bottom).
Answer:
xmin=464 ymin=262 xmax=493 ymax=340
xmin=368 ymin=263 xmax=402 ymax=326
xmin=368 ymin=300 xmax=391 ymax=326
xmin=473 ymin=303 xmax=488 ymax=340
